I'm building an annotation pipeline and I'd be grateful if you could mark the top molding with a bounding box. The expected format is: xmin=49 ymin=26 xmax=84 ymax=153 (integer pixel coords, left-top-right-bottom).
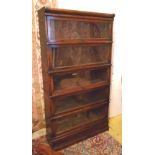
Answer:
xmin=39 ymin=7 xmax=115 ymax=19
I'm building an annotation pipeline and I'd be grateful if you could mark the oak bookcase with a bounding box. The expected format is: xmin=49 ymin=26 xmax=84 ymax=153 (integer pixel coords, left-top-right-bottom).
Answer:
xmin=38 ymin=7 xmax=115 ymax=150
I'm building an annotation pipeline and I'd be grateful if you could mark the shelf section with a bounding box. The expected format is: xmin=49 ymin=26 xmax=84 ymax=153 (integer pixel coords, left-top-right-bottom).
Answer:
xmin=52 ymin=67 xmax=109 ymax=93
xmin=55 ymin=118 xmax=107 ymax=136
xmin=53 ymin=104 xmax=108 ymax=135
xmin=50 ymin=81 xmax=109 ymax=98
xmin=52 ymin=100 xmax=108 ymax=120
xmin=51 ymin=44 xmax=111 ymax=69
xmin=53 ymin=87 xmax=109 ymax=116
xmin=48 ymin=63 xmax=111 ymax=75
xmin=50 ymin=118 xmax=108 ymax=150
xmin=47 ymin=39 xmax=112 ymax=47
xmin=46 ymin=16 xmax=112 ymax=42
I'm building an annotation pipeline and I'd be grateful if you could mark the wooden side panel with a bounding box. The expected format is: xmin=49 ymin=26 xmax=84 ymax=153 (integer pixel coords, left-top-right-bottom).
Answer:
xmin=38 ymin=8 xmax=53 ymax=137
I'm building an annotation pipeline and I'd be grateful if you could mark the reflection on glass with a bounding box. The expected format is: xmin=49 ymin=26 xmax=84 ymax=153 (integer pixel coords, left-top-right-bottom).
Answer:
xmin=54 ymin=88 xmax=109 ymax=113
xmin=53 ymin=45 xmax=110 ymax=68
xmin=48 ymin=19 xmax=112 ymax=41
xmin=53 ymin=69 xmax=108 ymax=91
xmin=55 ymin=106 xmax=108 ymax=133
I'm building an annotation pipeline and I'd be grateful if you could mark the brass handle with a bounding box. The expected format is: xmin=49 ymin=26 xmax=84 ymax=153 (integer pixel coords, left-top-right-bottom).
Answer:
xmin=72 ymin=73 xmax=78 ymax=76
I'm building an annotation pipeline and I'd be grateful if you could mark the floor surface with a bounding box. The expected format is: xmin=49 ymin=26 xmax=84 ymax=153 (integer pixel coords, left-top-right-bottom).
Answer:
xmin=109 ymin=114 xmax=122 ymax=144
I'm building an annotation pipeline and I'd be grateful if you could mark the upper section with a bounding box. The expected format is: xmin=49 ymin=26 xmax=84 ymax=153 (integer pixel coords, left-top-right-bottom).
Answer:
xmin=38 ymin=7 xmax=115 ymax=45
xmin=40 ymin=7 xmax=115 ymax=18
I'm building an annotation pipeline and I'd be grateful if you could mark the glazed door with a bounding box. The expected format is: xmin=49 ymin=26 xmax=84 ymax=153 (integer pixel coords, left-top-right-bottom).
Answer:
xmin=47 ymin=16 xmax=112 ymax=42
xmin=52 ymin=45 xmax=111 ymax=68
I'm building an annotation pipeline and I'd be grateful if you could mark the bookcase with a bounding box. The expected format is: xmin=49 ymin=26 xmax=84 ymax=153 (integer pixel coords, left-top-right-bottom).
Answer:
xmin=38 ymin=7 xmax=115 ymax=150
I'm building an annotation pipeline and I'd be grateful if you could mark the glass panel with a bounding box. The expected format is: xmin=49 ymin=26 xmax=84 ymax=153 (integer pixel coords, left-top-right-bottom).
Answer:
xmin=55 ymin=106 xmax=108 ymax=133
xmin=53 ymin=69 xmax=108 ymax=91
xmin=54 ymin=88 xmax=109 ymax=114
xmin=48 ymin=19 xmax=112 ymax=41
xmin=53 ymin=45 xmax=110 ymax=68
